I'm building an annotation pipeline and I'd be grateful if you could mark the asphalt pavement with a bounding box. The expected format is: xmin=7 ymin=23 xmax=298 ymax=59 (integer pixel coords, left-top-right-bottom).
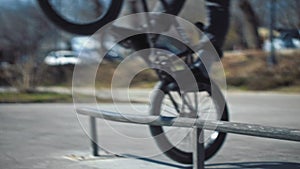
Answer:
xmin=0 ymin=92 xmax=300 ymax=169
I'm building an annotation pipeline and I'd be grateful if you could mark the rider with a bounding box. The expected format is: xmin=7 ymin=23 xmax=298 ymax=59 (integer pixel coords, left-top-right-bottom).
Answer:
xmin=155 ymin=0 xmax=230 ymax=81
xmin=164 ymin=0 xmax=230 ymax=58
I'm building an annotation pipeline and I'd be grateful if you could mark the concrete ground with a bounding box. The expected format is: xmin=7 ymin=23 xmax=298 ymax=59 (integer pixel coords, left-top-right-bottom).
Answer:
xmin=0 ymin=92 xmax=300 ymax=169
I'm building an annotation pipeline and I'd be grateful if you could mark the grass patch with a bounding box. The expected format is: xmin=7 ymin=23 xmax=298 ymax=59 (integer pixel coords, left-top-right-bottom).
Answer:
xmin=0 ymin=91 xmax=144 ymax=104
xmin=223 ymin=50 xmax=300 ymax=92
xmin=0 ymin=92 xmax=73 ymax=103
xmin=272 ymin=86 xmax=300 ymax=93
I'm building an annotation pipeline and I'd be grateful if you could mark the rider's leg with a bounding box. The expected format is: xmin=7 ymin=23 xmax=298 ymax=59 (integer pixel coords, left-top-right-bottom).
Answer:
xmin=202 ymin=0 xmax=231 ymax=58
xmin=153 ymin=0 xmax=186 ymax=15
xmin=193 ymin=0 xmax=230 ymax=81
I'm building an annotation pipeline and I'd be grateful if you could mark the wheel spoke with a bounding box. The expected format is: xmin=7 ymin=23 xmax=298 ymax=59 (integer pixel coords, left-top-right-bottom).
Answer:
xmin=167 ymin=92 xmax=180 ymax=113
xmin=149 ymin=82 xmax=228 ymax=163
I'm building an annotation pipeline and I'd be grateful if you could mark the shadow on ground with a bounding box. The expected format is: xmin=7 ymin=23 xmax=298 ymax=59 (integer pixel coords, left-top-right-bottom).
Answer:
xmin=124 ymin=155 xmax=300 ymax=169
xmin=206 ymin=161 xmax=300 ymax=169
xmin=123 ymin=154 xmax=191 ymax=168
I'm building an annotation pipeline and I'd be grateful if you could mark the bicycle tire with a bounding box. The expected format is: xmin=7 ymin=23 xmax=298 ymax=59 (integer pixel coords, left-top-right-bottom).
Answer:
xmin=37 ymin=0 xmax=123 ymax=35
xmin=149 ymin=81 xmax=229 ymax=164
xmin=38 ymin=0 xmax=185 ymax=35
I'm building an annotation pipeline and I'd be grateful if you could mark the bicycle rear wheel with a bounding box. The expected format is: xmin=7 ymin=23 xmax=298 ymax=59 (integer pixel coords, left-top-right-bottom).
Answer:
xmin=38 ymin=0 xmax=123 ymax=35
xmin=149 ymin=81 xmax=229 ymax=164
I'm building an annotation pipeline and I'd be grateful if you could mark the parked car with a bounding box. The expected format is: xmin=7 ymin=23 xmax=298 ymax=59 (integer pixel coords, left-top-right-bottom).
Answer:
xmin=44 ymin=50 xmax=80 ymax=66
xmin=44 ymin=50 xmax=103 ymax=66
xmin=72 ymin=36 xmax=123 ymax=62
xmin=264 ymin=29 xmax=300 ymax=51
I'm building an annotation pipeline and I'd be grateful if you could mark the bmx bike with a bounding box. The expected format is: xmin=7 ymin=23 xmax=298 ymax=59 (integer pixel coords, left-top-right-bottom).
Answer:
xmin=38 ymin=0 xmax=229 ymax=164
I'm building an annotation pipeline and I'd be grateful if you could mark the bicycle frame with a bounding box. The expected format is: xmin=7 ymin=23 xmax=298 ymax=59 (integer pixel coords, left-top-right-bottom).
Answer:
xmin=106 ymin=0 xmax=210 ymax=96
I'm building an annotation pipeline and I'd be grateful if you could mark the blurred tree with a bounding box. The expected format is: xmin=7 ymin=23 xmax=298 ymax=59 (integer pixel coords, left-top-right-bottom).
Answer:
xmin=0 ymin=0 xmax=64 ymax=92
xmin=238 ymin=0 xmax=262 ymax=49
xmin=227 ymin=0 xmax=300 ymax=50
xmin=0 ymin=0 xmax=109 ymax=91
xmin=251 ymin=0 xmax=300 ymax=29
xmin=277 ymin=0 xmax=300 ymax=28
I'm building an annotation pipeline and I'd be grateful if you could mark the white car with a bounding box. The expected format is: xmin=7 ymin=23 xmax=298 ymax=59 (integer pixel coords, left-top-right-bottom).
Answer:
xmin=44 ymin=51 xmax=81 ymax=66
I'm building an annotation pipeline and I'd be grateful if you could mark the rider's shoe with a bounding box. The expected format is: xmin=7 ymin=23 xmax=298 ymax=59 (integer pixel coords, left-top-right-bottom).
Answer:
xmin=190 ymin=61 xmax=210 ymax=84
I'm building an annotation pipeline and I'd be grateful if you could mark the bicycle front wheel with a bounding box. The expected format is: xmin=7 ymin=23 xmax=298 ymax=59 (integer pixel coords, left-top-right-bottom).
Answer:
xmin=38 ymin=0 xmax=123 ymax=35
xmin=149 ymin=81 xmax=229 ymax=164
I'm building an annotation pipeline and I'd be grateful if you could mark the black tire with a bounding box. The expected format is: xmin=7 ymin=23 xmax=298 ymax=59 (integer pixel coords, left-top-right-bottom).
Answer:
xmin=37 ymin=0 xmax=123 ymax=35
xmin=38 ymin=0 xmax=185 ymax=35
xmin=149 ymin=81 xmax=229 ymax=164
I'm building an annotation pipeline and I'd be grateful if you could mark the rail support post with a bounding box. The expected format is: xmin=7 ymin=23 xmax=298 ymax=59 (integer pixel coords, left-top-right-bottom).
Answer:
xmin=193 ymin=127 xmax=205 ymax=169
xmin=90 ymin=116 xmax=99 ymax=156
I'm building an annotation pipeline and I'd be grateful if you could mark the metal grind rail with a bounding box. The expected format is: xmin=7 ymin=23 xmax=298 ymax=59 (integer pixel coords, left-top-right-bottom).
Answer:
xmin=76 ymin=107 xmax=300 ymax=169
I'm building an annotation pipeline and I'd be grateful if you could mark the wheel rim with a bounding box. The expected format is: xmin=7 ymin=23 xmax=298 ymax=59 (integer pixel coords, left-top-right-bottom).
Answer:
xmin=149 ymin=82 xmax=228 ymax=164
xmin=38 ymin=0 xmax=123 ymax=35
xmin=45 ymin=0 xmax=113 ymax=24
